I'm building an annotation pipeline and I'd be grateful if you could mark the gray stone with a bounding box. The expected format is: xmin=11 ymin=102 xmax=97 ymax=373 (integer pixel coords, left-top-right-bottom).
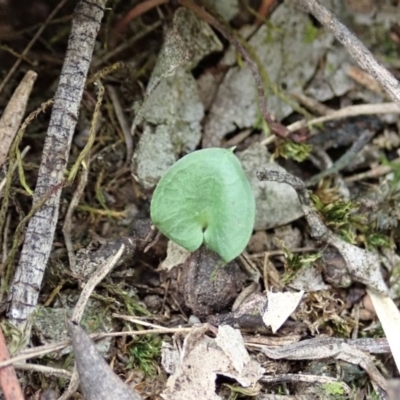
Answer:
xmin=237 ymin=144 xmax=303 ymax=230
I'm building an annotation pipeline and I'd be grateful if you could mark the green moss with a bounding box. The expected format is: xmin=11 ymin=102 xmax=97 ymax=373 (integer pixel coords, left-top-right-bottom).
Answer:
xmin=303 ymin=22 xmax=319 ymax=43
xmin=320 ymin=382 xmax=347 ymax=399
xmin=275 ymin=140 xmax=312 ymax=162
xmin=278 ymin=239 xmax=321 ymax=283
xmin=127 ymin=335 xmax=161 ymax=375
xmin=311 ymin=195 xmax=358 ymax=243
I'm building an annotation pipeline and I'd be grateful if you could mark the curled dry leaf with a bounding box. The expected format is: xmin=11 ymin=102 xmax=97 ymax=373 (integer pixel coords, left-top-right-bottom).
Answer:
xmin=0 ymin=70 xmax=37 ymax=168
xmin=162 ymin=325 xmax=264 ymax=400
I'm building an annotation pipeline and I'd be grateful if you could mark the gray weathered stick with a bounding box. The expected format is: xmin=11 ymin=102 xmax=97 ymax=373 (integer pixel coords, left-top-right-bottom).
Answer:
xmin=295 ymin=0 xmax=400 ymax=109
xmin=7 ymin=0 xmax=106 ymax=330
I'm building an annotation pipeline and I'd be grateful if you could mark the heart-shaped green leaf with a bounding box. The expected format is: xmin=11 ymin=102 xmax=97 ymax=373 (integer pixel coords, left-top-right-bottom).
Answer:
xmin=150 ymin=148 xmax=255 ymax=262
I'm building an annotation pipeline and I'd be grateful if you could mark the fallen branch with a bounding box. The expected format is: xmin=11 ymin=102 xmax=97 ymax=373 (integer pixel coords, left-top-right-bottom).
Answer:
xmin=7 ymin=0 xmax=106 ymax=332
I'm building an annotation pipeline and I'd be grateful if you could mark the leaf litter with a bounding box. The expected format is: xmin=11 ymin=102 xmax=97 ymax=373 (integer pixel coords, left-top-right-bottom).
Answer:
xmin=1 ymin=0 xmax=400 ymax=399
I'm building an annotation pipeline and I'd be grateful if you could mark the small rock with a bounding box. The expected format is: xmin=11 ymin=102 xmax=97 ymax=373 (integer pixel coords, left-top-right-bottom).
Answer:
xmin=362 ymin=294 xmax=376 ymax=315
xmin=179 ymin=246 xmax=246 ymax=317
xmin=32 ymin=299 xmax=113 ymax=357
xmin=274 ymin=225 xmax=302 ymax=249
xmin=359 ymin=308 xmax=376 ymax=321
xmin=237 ymin=144 xmax=303 ymax=230
xmin=201 ymin=0 xmax=239 ymax=21
xmin=247 ymin=231 xmax=270 ymax=254
xmin=40 ymin=389 xmax=58 ymax=400
xmin=143 ymin=295 xmax=163 ymax=313
xmin=133 ymin=124 xmax=176 ymax=190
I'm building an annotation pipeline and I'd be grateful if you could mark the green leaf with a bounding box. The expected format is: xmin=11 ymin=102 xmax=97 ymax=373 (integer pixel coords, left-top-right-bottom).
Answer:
xmin=150 ymin=148 xmax=255 ymax=262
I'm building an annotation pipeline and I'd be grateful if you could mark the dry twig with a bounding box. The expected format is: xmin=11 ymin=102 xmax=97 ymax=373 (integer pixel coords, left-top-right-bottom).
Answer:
xmin=345 ymin=158 xmax=400 ymax=183
xmin=0 ymin=324 xmax=195 ymax=371
xmin=71 ymin=244 xmax=126 ymax=323
xmin=261 ymin=102 xmax=400 ymax=146
xmin=287 ymin=102 xmax=400 ymax=133
xmin=106 ymin=85 xmax=133 ymax=163
xmin=110 ymin=0 xmax=168 ymax=47
xmin=62 ymin=158 xmax=90 ymax=272
xmin=7 ymin=0 xmax=106 ymax=331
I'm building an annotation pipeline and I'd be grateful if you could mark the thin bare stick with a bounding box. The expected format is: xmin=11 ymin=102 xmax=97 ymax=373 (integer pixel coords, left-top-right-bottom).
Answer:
xmin=14 ymin=362 xmax=72 ymax=379
xmin=261 ymin=102 xmax=400 ymax=146
xmin=0 ymin=0 xmax=68 ymax=95
xmin=71 ymin=244 xmax=126 ymax=323
xmin=106 ymin=85 xmax=133 ymax=163
xmin=345 ymin=161 xmax=397 ymax=183
xmin=291 ymin=92 xmax=334 ymax=115
xmin=7 ymin=0 xmax=107 ymax=331
xmin=95 ymin=327 xmax=194 ymax=339
xmin=0 ymin=146 xmax=30 ymax=196
xmin=110 ymin=0 xmax=168 ymax=47
xmin=296 ymin=0 xmax=400 ymax=109
xmin=287 ymin=102 xmax=400 ymax=132
xmin=0 ymin=326 xmax=195 ymax=370
xmin=346 ymin=65 xmax=383 ymax=94
xmin=0 ymin=341 xmax=72 ymax=370
xmin=112 ymin=314 xmax=173 ymax=330
xmin=62 ymin=156 xmax=90 ymax=271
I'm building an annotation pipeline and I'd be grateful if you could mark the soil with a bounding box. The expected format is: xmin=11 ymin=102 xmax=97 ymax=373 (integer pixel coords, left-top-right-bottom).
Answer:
xmin=1 ymin=1 xmax=400 ymax=399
